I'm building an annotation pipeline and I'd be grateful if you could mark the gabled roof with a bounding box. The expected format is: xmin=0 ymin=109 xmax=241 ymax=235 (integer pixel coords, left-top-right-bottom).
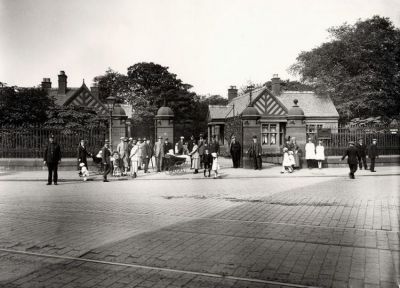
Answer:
xmin=229 ymin=87 xmax=265 ymax=117
xmin=48 ymin=88 xmax=80 ymax=106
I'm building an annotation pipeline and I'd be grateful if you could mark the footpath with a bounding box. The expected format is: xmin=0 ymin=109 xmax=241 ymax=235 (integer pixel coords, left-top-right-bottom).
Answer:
xmin=0 ymin=157 xmax=399 ymax=182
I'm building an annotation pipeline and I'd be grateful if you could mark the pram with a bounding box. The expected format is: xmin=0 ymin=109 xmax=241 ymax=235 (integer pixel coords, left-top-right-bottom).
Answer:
xmin=164 ymin=154 xmax=190 ymax=175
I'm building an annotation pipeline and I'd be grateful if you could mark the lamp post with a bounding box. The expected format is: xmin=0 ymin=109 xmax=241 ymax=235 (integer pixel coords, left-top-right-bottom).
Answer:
xmin=105 ymin=96 xmax=116 ymax=149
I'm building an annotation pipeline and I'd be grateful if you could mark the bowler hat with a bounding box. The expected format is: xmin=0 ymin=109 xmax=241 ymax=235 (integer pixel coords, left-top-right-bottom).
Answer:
xmin=349 ymin=141 xmax=355 ymax=145
xmin=253 ymin=135 xmax=257 ymax=139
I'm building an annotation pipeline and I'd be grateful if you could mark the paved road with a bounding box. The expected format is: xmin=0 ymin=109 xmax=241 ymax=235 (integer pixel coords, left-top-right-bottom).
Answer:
xmin=0 ymin=167 xmax=399 ymax=287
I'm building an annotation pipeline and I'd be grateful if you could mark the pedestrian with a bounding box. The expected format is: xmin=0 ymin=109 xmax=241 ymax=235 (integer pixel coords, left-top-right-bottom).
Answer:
xmin=198 ymin=134 xmax=206 ymax=169
xmin=367 ymin=138 xmax=379 ymax=172
xmin=315 ymin=140 xmax=325 ymax=169
xmin=230 ymin=135 xmax=241 ymax=168
xmin=77 ymin=139 xmax=92 ymax=176
xmin=129 ymin=139 xmax=139 ymax=178
xmin=290 ymin=137 xmax=301 ymax=169
xmin=177 ymin=136 xmax=185 ymax=155
xmin=281 ymin=147 xmax=293 ymax=173
xmin=153 ymin=136 xmax=164 ymax=172
xmin=117 ymin=137 xmax=129 ymax=176
xmin=43 ymin=134 xmax=62 ymax=185
xmin=341 ymin=141 xmax=360 ymax=179
xmin=137 ymin=138 xmax=143 ymax=170
xmin=247 ymin=135 xmax=262 ymax=170
xmin=356 ymin=138 xmax=368 ymax=170
xmin=127 ymin=137 xmax=133 ymax=172
xmin=188 ymin=135 xmax=195 ymax=167
xmin=101 ymin=140 xmax=111 ymax=182
xmin=209 ymin=135 xmax=220 ymax=155
xmin=211 ymin=152 xmax=220 ymax=178
xmin=189 ymin=140 xmax=200 ymax=174
xmin=162 ymin=138 xmax=173 ymax=171
xmin=305 ymin=138 xmax=316 ymax=168
xmin=142 ymin=138 xmax=150 ymax=173
xmin=203 ymin=148 xmax=212 ymax=177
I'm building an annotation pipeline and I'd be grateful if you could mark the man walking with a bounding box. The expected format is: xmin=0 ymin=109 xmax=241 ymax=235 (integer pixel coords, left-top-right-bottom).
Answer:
xmin=356 ymin=138 xmax=368 ymax=170
xmin=247 ymin=135 xmax=262 ymax=170
xmin=198 ymin=134 xmax=206 ymax=169
xmin=162 ymin=138 xmax=173 ymax=171
xmin=341 ymin=141 xmax=359 ymax=179
xmin=153 ymin=136 xmax=164 ymax=172
xmin=230 ymin=135 xmax=241 ymax=168
xmin=43 ymin=134 xmax=62 ymax=185
xmin=102 ymin=140 xmax=111 ymax=182
xmin=368 ymin=138 xmax=379 ymax=172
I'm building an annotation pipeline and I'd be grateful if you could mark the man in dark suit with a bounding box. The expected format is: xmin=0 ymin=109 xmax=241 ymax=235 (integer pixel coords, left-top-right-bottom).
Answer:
xmin=247 ymin=135 xmax=262 ymax=170
xmin=177 ymin=136 xmax=185 ymax=155
xmin=230 ymin=135 xmax=241 ymax=168
xmin=43 ymin=134 xmax=62 ymax=185
xmin=356 ymin=138 xmax=368 ymax=170
xmin=77 ymin=139 xmax=92 ymax=175
xmin=368 ymin=138 xmax=379 ymax=172
xmin=341 ymin=141 xmax=360 ymax=179
xmin=162 ymin=138 xmax=173 ymax=171
xmin=102 ymin=140 xmax=112 ymax=182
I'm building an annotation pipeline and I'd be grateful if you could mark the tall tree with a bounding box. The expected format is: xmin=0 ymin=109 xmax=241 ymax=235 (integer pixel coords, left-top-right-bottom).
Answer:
xmin=290 ymin=16 xmax=400 ymax=121
xmin=93 ymin=68 xmax=127 ymax=102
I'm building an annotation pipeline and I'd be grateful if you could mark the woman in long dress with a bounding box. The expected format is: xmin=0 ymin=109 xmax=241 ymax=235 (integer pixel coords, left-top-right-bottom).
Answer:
xmin=290 ymin=137 xmax=301 ymax=169
xmin=315 ymin=140 xmax=325 ymax=169
xmin=189 ymin=142 xmax=200 ymax=174
xmin=305 ymin=138 xmax=316 ymax=169
xmin=129 ymin=139 xmax=139 ymax=178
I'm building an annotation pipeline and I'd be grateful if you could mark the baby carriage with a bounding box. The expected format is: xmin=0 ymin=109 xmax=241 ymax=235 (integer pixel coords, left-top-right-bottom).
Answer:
xmin=112 ymin=151 xmax=122 ymax=177
xmin=92 ymin=150 xmax=104 ymax=174
xmin=164 ymin=153 xmax=190 ymax=175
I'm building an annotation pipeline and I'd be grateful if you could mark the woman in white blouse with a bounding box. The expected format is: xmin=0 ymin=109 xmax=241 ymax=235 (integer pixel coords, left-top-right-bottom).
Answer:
xmin=315 ymin=140 xmax=325 ymax=169
xmin=305 ymin=138 xmax=316 ymax=169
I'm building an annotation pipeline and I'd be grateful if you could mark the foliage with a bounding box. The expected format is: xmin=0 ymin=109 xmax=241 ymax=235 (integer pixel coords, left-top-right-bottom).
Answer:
xmin=93 ymin=68 xmax=127 ymax=102
xmin=44 ymin=105 xmax=106 ymax=130
xmin=264 ymin=80 xmax=313 ymax=92
xmin=0 ymin=86 xmax=53 ymax=126
xmin=202 ymin=95 xmax=229 ymax=106
xmin=290 ymin=16 xmax=400 ymax=122
xmin=224 ymin=115 xmax=242 ymax=145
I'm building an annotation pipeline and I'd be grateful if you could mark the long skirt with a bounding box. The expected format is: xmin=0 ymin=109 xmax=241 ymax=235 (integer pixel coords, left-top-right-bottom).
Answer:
xmin=131 ymin=160 xmax=138 ymax=175
xmin=192 ymin=157 xmax=200 ymax=169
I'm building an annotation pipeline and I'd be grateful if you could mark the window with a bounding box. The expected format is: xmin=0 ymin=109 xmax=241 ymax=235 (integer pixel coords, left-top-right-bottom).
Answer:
xmin=306 ymin=124 xmax=323 ymax=139
xmin=262 ymin=124 xmax=278 ymax=145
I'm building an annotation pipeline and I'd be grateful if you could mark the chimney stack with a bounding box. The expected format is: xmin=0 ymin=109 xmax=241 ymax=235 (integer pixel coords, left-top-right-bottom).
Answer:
xmin=91 ymin=84 xmax=99 ymax=99
xmin=228 ymin=86 xmax=238 ymax=102
xmin=271 ymin=74 xmax=281 ymax=96
xmin=41 ymin=78 xmax=52 ymax=90
xmin=58 ymin=71 xmax=67 ymax=95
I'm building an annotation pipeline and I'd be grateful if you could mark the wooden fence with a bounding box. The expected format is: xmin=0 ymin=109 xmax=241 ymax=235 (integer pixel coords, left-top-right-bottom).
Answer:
xmin=0 ymin=126 xmax=107 ymax=158
xmin=323 ymin=128 xmax=400 ymax=156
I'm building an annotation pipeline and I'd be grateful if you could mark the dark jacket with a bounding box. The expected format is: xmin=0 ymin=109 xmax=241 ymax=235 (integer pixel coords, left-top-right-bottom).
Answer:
xmin=203 ymin=153 xmax=212 ymax=166
xmin=145 ymin=143 xmax=153 ymax=158
xmin=163 ymin=142 xmax=173 ymax=155
xmin=367 ymin=144 xmax=379 ymax=158
xmin=177 ymin=141 xmax=184 ymax=155
xmin=44 ymin=143 xmax=62 ymax=163
xmin=230 ymin=141 xmax=241 ymax=156
xmin=209 ymin=140 xmax=220 ymax=154
xmin=188 ymin=139 xmax=195 ymax=153
xmin=77 ymin=145 xmax=91 ymax=164
xmin=198 ymin=140 xmax=206 ymax=156
xmin=356 ymin=143 xmax=367 ymax=157
xmin=102 ymin=146 xmax=111 ymax=165
xmin=341 ymin=146 xmax=359 ymax=164
xmin=248 ymin=142 xmax=262 ymax=158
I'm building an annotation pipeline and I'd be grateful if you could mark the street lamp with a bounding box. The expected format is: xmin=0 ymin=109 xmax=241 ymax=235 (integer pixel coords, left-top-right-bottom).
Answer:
xmin=105 ymin=95 xmax=117 ymax=148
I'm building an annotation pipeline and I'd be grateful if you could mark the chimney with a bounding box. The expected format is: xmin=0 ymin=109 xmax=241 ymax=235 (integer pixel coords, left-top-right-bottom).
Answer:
xmin=271 ymin=74 xmax=281 ymax=96
xmin=41 ymin=78 xmax=52 ymax=90
xmin=91 ymin=83 xmax=99 ymax=99
xmin=228 ymin=86 xmax=238 ymax=102
xmin=58 ymin=71 xmax=67 ymax=94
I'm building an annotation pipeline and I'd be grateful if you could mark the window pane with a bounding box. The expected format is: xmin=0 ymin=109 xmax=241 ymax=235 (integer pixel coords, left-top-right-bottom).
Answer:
xmin=270 ymin=133 xmax=276 ymax=145
xmin=262 ymin=134 xmax=268 ymax=144
xmin=270 ymin=124 xmax=277 ymax=132
xmin=262 ymin=124 xmax=269 ymax=133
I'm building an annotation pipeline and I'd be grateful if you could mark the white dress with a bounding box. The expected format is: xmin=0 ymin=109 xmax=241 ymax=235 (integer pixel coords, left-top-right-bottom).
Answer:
xmin=305 ymin=143 xmax=316 ymax=160
xmin=211 ymin=157 xmax=219 ymax=171
xmin=315 ymin=145 xmax=325 ymax=161
xmin=282 ymin=152 xmax=292 ymax=167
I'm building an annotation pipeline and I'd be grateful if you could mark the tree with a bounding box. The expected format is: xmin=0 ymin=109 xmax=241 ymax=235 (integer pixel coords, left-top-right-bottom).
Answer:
xmin=0 ymin=86 xmax=53 ymax=126
xmin=93 ymin=68 xmax=127 ymax=102
xmin=290 ymin=16 xmax=400 ymax=122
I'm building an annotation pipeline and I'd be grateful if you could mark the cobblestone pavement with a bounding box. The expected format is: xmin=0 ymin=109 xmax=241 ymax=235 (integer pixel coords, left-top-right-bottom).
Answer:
xmin=0 ymin=167 xmax=399 ymax=287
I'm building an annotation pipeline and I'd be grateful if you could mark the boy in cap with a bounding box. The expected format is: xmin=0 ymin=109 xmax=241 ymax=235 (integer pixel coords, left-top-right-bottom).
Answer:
xmin=43 ymin=134 xmax=62 ymax=185
xmin=341 ymin=141 xmax=360 ymax=179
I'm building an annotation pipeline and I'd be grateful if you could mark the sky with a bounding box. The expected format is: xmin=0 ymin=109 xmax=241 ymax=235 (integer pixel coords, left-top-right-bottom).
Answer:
xmin=1 ymin=0 xmax=399 ymax=97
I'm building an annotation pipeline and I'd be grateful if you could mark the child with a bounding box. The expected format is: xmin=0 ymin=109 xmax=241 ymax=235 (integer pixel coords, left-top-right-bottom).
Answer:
xmin=288 ymin=151 xmax=296 ymax=170
xmin=281 ymin=148 xmax=293 ymax=173
xmin=211 ymin=152 xmax=219 ymax=179
xmin=203 ymin=149 xmax=212 ymax=177
xmin=112 ymin=151 xmax=122 ymax=177
xmin=79 ymin=162 xmax=89 ymax=181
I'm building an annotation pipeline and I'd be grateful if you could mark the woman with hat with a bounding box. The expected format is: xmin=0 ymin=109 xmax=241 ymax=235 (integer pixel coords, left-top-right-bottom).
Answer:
xmin=77 ymin=139 xmax=92 ymax=176
xmin=189 ymin=138 xmax=200 ymax=174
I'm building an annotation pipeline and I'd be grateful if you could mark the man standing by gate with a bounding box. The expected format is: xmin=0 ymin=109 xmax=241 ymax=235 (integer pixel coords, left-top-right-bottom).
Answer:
xmin=368 ymin=138 xmax=379 ymax=172
xmin=247 ymin=135 xmax=262 ymax=170
xmin=230 ymin=135 xmax=241 ymax=168
xmin=356 ymin=138 xmax=368 ymax=170
xmin=43 ymin=134 xmax=62 ymax=185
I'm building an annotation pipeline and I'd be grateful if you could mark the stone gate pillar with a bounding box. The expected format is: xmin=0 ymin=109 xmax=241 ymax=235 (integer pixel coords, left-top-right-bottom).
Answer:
xmin=241 ymin=106 xmax=260 ymax=168
xmin=111 ymin=104 xmax=128 ymax=149
xmin=286 ymin=99 xmax=306 ymax=167
xmin=154 ymin=105 xmax=174 ymax=146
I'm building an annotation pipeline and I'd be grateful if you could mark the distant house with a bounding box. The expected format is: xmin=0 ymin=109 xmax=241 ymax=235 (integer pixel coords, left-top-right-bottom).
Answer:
xmin=41 ymin=71 xmax=109 ymax=116
xmin=208 ymin=75 xmax=339 ymax=153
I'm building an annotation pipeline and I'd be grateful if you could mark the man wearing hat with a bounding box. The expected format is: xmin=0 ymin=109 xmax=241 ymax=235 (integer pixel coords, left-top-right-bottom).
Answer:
xmin=341 ymin=141 xmax=360 ymax=179
xmin=247 ymin=135 xmax=262 ymax=170
xmin=367 ymin=139 xmax=379 ymax=172
xmin=162 ymin=138 xmax=173 ymax=171
xmin=43 ymin=134 xmax=62 ymax=185
xmin=117 ymin=136 xmax=129 ymax=175
xmin=230 ymin=135 xmax=241 ymax=168
xmin=198 ymin=134 xmax=206 ymax=169
xmin=101 ymin=140 xmax=112 ymax=182
xmin=356 ymin=138 xmax=368 ymax=170
xmin=153 ymin=136 xmax=164 ymax=172
xmin=177 ymin=136 xmax=185 ymax=155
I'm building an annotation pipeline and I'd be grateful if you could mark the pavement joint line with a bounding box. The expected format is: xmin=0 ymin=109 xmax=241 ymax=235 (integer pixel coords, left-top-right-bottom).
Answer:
xmin=0 ymin=248 xmax=320 ymax=288
xmin=163 ymin=228 xmax=400 ymax=252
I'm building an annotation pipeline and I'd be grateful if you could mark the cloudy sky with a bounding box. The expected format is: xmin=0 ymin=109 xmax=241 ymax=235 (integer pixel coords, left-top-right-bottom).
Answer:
xmin=1 ymin=0 xmax=399 ymax=97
